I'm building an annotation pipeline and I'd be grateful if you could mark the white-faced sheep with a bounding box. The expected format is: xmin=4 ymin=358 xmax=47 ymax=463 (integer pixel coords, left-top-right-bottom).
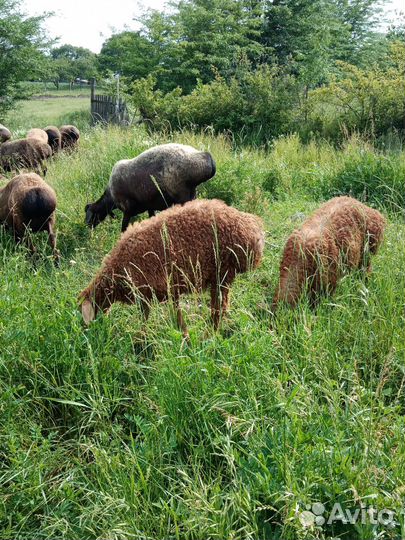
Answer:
xmin=0 ymin=124 xmax=11 ymax=143
xmin=85 ymin=143 xmax=217 ymax=232
xmin=79 ymin=199 xmax=264 ymax=337
xmin=272 ymin=196 xmax=386 ymax=312
xmin=59 ymin=125 xmax=80 ymax=150
xmin=44 ymin=126 xmax=62 ymax=154
xmin=0 ymin=172 xmax=59 ymax=262
xmin=27 ymin=128 xmax=49 ymax=145
xmin=0 ymin=139 xmax=52 ymax=176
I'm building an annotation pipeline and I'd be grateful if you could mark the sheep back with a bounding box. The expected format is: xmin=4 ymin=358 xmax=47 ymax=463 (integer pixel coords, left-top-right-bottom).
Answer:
xmin=109 ymin=143 xmax=216 ymax=211
xmin=44 ymin=126 xmax=62 ymax=154
xmin=27 ymin=128 xmax=48 ymax=145
xmin=0 ymin=139 xmax=52 ymax=173
xmin=272 ymin=196 xmax=386 ymax=309
xmin=0 ymin=124 xmax=11 ymax=143
xmin=81 ymin=199 xmax=264 ymax=309
xmin=0 ymin=173 xmax=56 ymax=234
xmin=59 ymin=125 xmax=80 ymax=150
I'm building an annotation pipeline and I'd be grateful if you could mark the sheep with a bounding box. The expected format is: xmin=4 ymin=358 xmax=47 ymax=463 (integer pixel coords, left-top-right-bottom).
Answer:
xmin=27 ymin=128 xmax=48 ymax=145
xmin=0 ymin=172 xmax=59 ymax=262
xmin=0 ymin=138 xmax=52 ymax=176
xmin=0 ymin=124 xmax=11 ymax=143
xmin=44 ymin=125 xmax=62 ymax=154
xmin=79 ymin=199 xmax=264 ymax=337
xmin=271 ymin=196 xmax=386 ymax=312
xmin=85 ymin=143 xmax=217 ymax=232
xmin=59 ymin=125 xmax=80 ymax=150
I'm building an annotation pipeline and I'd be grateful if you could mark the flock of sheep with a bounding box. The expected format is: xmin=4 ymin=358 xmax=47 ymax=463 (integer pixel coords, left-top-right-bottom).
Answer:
xmin=0 ymin=123 xmax=386 ymax=338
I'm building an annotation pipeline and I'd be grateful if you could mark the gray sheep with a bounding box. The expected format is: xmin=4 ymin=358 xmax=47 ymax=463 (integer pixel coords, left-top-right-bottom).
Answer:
xmin=0 ymin=139 xmax=52 ymax=176
xmin=85 ymin=143 xmax=216 ymax=232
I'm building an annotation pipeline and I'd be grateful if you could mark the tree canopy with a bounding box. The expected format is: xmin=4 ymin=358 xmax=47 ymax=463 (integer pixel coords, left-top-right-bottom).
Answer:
xmin=50 ymin=44 xmax=98 ymax=88
xmin=0 ymin=0 xmax=51 ymax=113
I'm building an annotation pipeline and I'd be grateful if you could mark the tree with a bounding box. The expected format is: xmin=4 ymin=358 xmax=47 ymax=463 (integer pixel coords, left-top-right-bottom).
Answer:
xmin=50 ymin=44 xmax=98 ymax=88
xmin=142 ymin=0 xmax=266 ymax=92
xmin=0 ymin=0 xmax=52 ymax=114
xmin=97 ymin=31 xmax=157 ymax=80
xmin=261 ymin=0 xmax=385 ymax=86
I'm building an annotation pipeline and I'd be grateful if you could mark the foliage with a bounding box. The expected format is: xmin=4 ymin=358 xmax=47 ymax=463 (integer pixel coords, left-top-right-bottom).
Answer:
xmin=304 ymin=41 xmax=405 ymax=140
xmin=140 ymin=0 xmax=266 ymax=92
xmin=97 ymin=31 xmax=158 ymax=81
xmin=0 ymin=0 xmax=52 ymax=114
xmin=127 ymin=65 xmax=299 ymax=144
xmin=49 ymin=44 xmax=98 ymax=88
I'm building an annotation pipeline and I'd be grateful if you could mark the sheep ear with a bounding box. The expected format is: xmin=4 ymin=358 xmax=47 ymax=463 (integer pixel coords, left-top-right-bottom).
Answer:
xmin=82 ymin=300 xmax=95 ymax=325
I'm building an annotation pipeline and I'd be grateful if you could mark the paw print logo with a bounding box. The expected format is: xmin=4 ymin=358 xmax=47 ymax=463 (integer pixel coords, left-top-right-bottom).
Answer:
xmin=299 ymin=502 xmax=326 ymax=527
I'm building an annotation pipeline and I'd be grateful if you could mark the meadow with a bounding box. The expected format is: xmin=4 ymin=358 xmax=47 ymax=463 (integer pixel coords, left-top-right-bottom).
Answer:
xmin=0 ymin=99 xmax=404 ymax=540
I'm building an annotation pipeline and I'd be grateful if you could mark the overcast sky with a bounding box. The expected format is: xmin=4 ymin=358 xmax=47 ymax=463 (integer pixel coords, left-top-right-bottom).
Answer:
xmin=23 ymin=0 xmax=404 ymax=53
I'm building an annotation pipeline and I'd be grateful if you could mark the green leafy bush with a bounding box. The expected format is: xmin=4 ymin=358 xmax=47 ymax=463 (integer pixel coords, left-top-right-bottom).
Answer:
xmin=127 ymin=66 xmax=299 ymax=144
xmin=304 ymin=42 xmax=405 ymax=141
xmin=310 ymin=138 xmax=405 ymax=211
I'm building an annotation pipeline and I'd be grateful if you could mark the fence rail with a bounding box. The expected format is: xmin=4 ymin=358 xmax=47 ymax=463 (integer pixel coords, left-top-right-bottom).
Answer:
xmin=90 ymin=80 xmax=130 ymax=126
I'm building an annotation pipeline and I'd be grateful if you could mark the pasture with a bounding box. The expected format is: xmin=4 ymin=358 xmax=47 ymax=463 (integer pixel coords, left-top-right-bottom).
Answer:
xmin=1 ymin=98 xmax=404 ymax=540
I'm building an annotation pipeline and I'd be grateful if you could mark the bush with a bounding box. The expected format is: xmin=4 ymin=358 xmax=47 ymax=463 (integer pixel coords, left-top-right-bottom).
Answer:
xmin=303 ymin=42 xmax=405 ymax=141
xmin=311 ymin=139 xmax=405 ymax=211
xmin=127 ymin=66 xmax=299 ymax=145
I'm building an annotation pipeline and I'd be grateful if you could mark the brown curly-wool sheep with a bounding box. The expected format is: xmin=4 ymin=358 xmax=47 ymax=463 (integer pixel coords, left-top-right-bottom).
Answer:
xmin=0 ymin=124 xmax=11 ymax=143
xmin=27 ymin=128 xmax=48 ymax=145
xmin=0 ymin=138 xmax=52 ymax=176
xmin=59 ymin=125 xmax=80 ymax=150
xmin=44 ymin=126 xmax=62 ymax=154
xmin=272 ymin=196 xmax=386 ymax=311
xmin=79 ymin=199 xmax=264 ymax=336
xmin=0 ymin=172 xmax=59 ymax=262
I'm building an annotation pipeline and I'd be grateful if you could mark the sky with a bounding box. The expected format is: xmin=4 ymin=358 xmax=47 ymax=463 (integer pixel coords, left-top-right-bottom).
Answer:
xmin=23 ymin=0 xmax=404 ymax=53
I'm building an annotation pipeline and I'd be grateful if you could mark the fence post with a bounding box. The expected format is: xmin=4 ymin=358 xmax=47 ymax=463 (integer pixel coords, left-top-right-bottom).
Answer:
xmin=90 ymin=78 xmax=96 ymax=102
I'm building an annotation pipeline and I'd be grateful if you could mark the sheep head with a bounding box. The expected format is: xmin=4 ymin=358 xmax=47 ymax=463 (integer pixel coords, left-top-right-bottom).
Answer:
xmin=81 ymin=299 xmax=96 ymax=325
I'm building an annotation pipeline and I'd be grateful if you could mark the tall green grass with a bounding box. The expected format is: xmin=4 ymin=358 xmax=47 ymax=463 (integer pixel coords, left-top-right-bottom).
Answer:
xmin=0 ymin=113 xmax=404 ymax=539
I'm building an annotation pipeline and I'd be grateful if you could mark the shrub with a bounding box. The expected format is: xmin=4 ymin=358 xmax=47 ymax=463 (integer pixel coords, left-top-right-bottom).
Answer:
xmin=127 ymin=66 xmax=299 ymax=145
xmin=304 ymin=42 xmax=405 ymax=141
xmin=313 ymin=140 xmax=405 ymax=211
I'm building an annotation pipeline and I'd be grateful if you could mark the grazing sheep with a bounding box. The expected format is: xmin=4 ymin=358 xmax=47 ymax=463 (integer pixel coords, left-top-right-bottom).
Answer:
xmin=44 ymin=125 xmax=62 ymax=154
xmin=272 ymin=196 xmax=386 ymax=311
xmin=0 ymin=124 xmax=11 ymax=143
xmin=0 ymin=139 xmax=52 ymax=176
xmin=59 ymin=125 xmax=80 ymax=150
xmin=0 ymin=172 xmax=59 ymax=262
xmin=79 ymin=199 xmax=264 ymax=337
xmin=85 ymin=143 xmax=217 ymax=232
xmin=27 ymin=128 xmax=48 ymax=145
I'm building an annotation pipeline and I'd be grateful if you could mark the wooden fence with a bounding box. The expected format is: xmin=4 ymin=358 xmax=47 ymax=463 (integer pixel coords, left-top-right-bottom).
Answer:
xmin=90 ymin=79 xmax=130 ymax=126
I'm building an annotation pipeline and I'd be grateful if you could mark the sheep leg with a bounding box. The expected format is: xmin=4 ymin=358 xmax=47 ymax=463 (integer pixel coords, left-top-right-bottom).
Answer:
xmin=210 ymin=284 xmax=230 ymax=330
xmin=121 ymin=212 xmax=132 ymax=232
xmin=140 ymin=299 xmax=150 ymax=320
xmin=40 ymin=160 xmax=47 ymax=177
xmin=173 ymin=291 xmax=189 ymax=341
xmin=47 ymin=221 xmax=60 ymax=265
